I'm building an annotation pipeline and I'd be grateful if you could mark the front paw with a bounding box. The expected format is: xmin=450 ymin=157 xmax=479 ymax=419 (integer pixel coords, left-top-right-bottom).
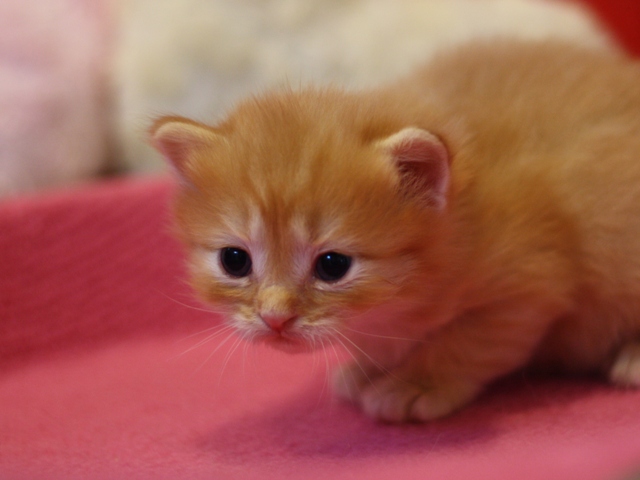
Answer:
xmin=334 ymin=363 xmax=480 ymax=422
xmin=360 ymin=376 xmax=480 ymax=422
xmin=609 ymin=342 xmax=640 ymax=387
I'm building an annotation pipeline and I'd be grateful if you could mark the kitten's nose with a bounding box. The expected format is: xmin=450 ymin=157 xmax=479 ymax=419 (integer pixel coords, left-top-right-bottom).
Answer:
xmin=260 ymin=313 xmax=298 ymax=333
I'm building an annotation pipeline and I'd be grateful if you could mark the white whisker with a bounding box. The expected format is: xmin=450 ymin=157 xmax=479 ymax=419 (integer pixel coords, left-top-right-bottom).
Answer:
xmin=175 ymin=325 xmax=235 ymax=359
xmin=343 ymin=326 xmax=426 ymax=344
xmin=156 ymin=289 xmax=223 ymax=315
xmin=315 ymin=337 xmax=331 ymax=406
xmin=241 ymin=333 xmax=251 ymax=377
xmin=328 ymin=340 xmax=342 ymax=365
xmin=177 ymin=323 xmax=232 ymax=343
xmin=330 ymin=331 xmax=381 ymax=395
xmin=218 ymin=335 xmax=244 ymax=386
xmin=238 ymin=330 xmax=259 ymax=372
xmin=327 ymin=339 xmax=350 ymax=410
xmin=192 ymin=329 xmax=238 ymax=375
xmin=330 ymin=328 xmax=391 ymax=376
xmin=310 ymin=337 xmax=320 ymax=378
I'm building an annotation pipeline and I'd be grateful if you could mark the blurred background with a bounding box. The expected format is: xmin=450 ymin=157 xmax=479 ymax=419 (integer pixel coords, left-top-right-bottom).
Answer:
xmin=0 ymin=0 xmax=637 ymax=200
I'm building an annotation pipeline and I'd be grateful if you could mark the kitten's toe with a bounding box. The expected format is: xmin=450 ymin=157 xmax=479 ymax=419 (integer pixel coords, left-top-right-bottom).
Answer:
xmin=609 ymin=343 xmax=640 ymax=387
xmin=358 ymin=376 xmax=480 ymax=423
xmin=409 ymin=382 xmax=480 ymax=421
xmin=359 ymin=377 xmax=423 ymax=423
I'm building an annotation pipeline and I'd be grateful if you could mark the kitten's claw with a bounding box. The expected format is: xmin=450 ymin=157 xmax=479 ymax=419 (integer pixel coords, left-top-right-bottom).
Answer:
xmin=609 ymin=343 xmax=640 ymax=387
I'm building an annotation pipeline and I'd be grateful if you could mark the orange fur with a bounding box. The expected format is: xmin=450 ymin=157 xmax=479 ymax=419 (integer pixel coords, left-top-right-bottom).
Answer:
xmin=151 ymin=39 xmax=640 ymax=422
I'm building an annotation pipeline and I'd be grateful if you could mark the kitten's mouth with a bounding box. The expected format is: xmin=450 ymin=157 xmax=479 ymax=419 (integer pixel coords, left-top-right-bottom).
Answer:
xmin=257 ymin=332 xmax=314 ymax=354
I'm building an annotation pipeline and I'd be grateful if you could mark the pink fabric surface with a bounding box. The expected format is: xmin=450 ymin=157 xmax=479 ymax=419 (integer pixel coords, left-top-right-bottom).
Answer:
xmin=1 ymin=177 xmax=640 ymax=479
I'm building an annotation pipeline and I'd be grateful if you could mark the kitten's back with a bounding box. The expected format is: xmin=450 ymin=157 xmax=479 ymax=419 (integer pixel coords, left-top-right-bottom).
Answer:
xmin=408 ymin=41 xmax=640 ymax=363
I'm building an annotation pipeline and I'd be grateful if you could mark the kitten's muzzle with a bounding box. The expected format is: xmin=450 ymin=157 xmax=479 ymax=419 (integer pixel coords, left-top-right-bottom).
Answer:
xmin=260 ymin=313 xmax=299 ymax=334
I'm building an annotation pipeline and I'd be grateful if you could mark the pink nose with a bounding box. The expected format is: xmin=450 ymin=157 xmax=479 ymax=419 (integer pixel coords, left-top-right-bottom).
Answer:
xmin=260 ymin=314 xmax=298 ymax=333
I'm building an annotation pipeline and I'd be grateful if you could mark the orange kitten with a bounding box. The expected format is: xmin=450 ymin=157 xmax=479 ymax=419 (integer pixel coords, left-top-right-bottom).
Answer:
xmin=151 ymin=39 xmax=640 ymax=423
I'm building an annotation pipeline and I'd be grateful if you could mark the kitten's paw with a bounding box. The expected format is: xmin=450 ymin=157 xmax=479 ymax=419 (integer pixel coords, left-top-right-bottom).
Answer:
xmin=609 ymin=343 xmax=640 ymax=387
xmin=356 ymin=376 xmax=480 ymax=423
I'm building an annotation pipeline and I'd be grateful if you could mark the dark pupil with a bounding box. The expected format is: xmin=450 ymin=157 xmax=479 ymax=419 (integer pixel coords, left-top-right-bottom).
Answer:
xmin=220 ymin=247 xmax=252 ymax=277
xmin=315 ymin=252 xmax=352 ymax=282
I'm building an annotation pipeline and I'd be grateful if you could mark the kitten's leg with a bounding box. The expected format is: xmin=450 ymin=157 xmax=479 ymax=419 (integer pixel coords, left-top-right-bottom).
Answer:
xmin=347 ymin=305 xmax=558 ymax=422
xmin=332 ymin=330 xmax=425 ymax=406
xmin=609 ymin=342 xmax=640 ymax=387
xmin=333 ymin=361 xmax=380 ymax=404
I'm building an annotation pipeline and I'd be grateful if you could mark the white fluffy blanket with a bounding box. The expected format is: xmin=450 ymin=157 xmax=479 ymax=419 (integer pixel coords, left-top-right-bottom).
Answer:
xmin=0 ymin=0 xmax=612 ymax=196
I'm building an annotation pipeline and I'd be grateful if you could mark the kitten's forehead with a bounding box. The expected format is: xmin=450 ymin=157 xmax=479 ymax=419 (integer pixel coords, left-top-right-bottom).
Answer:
xmin=191 ymin=90 xmax=417 ymax=258
xmin=260 ymin=209 xmax=341 ymax=255
xmin=226 ymin=91 xmax=374 ymax=176
xmin=204 ymin=184 xmax=348 ymax=251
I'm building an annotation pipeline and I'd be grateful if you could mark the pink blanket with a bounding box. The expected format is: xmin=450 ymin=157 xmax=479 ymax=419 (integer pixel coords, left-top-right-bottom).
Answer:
xmin=1 ymin=178 xmax=639 ymax=479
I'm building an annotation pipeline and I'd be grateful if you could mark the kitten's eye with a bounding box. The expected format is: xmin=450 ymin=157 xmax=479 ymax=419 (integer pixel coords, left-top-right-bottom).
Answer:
xmin=220 ymin=247 xmax=252 ymax=277
xmin=315 ymin=252 xmax=352 ymax=282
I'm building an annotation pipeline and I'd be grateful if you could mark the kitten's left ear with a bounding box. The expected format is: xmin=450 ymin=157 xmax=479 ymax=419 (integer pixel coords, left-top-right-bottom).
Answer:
xmin=150 ymin=116 xmax=220 ymax=184
xmin=379 ymin=127 xmax=450 ymax=210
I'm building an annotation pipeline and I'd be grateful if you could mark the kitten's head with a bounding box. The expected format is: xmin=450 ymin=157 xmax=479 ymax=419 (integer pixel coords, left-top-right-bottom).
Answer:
xmin=151 ymin=90 xmax=454 ymax=352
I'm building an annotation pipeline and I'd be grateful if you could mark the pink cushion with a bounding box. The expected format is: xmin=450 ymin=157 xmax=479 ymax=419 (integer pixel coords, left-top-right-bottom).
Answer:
xmin=1 ymin=177 xmax=639 ymax=479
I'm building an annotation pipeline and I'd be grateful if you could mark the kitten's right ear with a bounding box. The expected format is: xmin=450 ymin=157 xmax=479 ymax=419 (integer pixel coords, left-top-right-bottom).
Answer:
xmin=149 ymin=116 xmax=220 ymax=183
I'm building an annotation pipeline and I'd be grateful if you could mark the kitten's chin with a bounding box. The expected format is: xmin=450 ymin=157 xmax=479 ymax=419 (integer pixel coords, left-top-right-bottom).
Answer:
xmin=257 ymin=334 xmax=315 ymax=354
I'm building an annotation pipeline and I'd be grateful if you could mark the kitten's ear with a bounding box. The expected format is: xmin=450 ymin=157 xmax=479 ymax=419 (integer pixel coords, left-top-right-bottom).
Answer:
xmin=150 ymin=116 xmax=220 ymax=183
xmin=379 ymin=127 xmax=450 ymax=209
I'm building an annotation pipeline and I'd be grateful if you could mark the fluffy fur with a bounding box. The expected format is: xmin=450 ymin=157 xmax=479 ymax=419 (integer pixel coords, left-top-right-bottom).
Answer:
xmin=151 ymin=39 xmax=640 ymax=422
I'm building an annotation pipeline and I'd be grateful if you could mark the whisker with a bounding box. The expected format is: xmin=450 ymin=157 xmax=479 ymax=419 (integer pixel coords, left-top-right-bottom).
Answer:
xmin=330 ymin=328 xmax=391 ymax=376
xmin=241 ymin=330 xmax=259 ymax=372
xmin=315 ymin=337 xmax=331 ymax=407
xmin=328 ymin=340 xmax=342 ymax=365
xmin=311 ymin=337 xmax=320 ymax=378
xmin=330 ymin=332 xmax=381 ymax=396
xmin=166 ymin=325 xmax=233 ymax=363
xmin=192 ymin=330 xmax=238 ymax=375
xmin=342 ymin=326 xmax=427 ymax=344
xmin=218 ymin=335 xmax=245 ymax=386
xmin=241 ymin=332 xmax=251 ymax=377
xmin=155 ymin=289 xmax=222 ymax=315
xmin=176 ymin=323 xmax=232 ymax=343
xmin=343 ymin=304 xmax=379 ymax=321
xmin=175 ymin=325 xmax=235 ymax=359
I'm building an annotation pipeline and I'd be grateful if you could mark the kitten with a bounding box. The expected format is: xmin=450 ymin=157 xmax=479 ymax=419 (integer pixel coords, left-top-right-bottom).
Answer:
xmin=151 ymin=39 xmax=640 ymax=423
